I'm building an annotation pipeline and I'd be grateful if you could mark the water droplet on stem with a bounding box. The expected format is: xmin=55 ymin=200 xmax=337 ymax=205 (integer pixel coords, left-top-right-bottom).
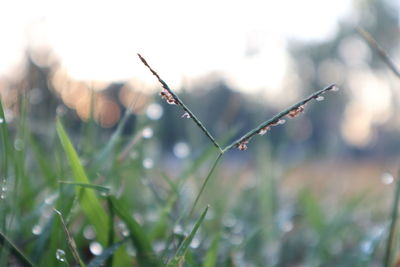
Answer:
xmin=56 ymin=249 xmax=66 ymax=262
xmin=331 ymin=85 xmax=340 ymax=91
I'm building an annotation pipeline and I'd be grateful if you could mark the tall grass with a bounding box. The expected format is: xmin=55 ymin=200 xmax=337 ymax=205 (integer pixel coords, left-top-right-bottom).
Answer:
xmin=0 ymin=48 xmax=396 ymax=267
xmin=358 ymin=27 xmax=400 ymax=267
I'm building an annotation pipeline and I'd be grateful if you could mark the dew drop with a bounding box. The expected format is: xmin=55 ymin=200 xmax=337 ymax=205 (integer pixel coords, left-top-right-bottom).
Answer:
xmin=153 ymin=241 xmax=166 ymax=253
xmin=44 ymin=194 xmax=58 ymax=205
xmin=258 ymin=126 xmax=270 ymax=136
xmin=142 ymin=127 xmax=153 ymax=139
xmin=83 ymin=225 xmax=96 ymax=240
xmin=0 ymin=118 xmax=3 ymax=124
xmin=231 ymin=234 xmax=244 ymax=245
xmin=173 ymin=142 xmax=190 ymax=159
xmin=173 ymin=225 xmax=184 ymax=235
xmin=280 ymin=221 xmax=294 ymax=232
xmin=56 ymin=105 xmax=67 ymax=117
xmin=278 ymin=119 xmax=286 ymax=125
xmin=89 ymin=242 xmax=103 ymax=256
xmin=32 ymin=225 xmax=42 ymax=235
xmin=381 ymin=172 xmax=394 ymax=185
xmin=316 ymin=95 xmax=325 ymax=101
xmin=190 ymin=237 xmax=201 ymax=249
xmin=222 ymin=216 xmax=236 ymax=228
xmin=259 ymin=129 xmax=267 ymax=135
xmin=126 ymin=243 xmax=137 ymax=256
xmin=122 ymin=229 xmax=130 ymax=237
xmin=4 ymin=109 xmax=14 ymax=122
xmin=331 ymin=85 xmax=340 ymax=92
xmin=146 ymin=103 xmax=163 ymax=120
xmin=1 ymin=193 xmax=6 ymax=200
xmin=118 ymin=222 xmax=130 ymax=237
xmin=361 ymin=241 xmax=373 ymax=254
xmin=14 ymin=139 xmax=24 ymax=151
xmin=181 ymin=112 xmax=191 ymax=119
xmin=142 ymin=158 xmax=154 ymax=169
xmin=56 ymin=249 xmax=66 ymax=262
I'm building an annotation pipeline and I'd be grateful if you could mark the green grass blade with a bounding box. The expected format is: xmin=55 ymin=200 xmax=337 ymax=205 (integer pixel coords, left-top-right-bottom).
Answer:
xmin=384 ymin=173 xmax=400 ymax=267
xmin=92 ymin=109 xmax=131 ymax=169
xmin=189 ymin=153 xmax=222 ymax=217
xmin=0 ymin=100 xmax=12 ymax=181
xmin=29 ymin=135 xmax=57 ymax=187
xmin=150 ymin=195 xmax=177 ymax=241
xmin=56 ymin=119 xmax=109 ymax=245
xmin=58 ymin=181 xmax=110 ymax=194
xmin=108 ymin=195 xmax=160 ymax=266
xmin=0 ymin=230 xmax=35 ymax=267
xmin=202 ymin=233 xmax=221 ymax=267
xmin=168 ymin=205 xmax=209 ymax=267
xmin=87 ymin=238 xmax=129 ymax=267
xmin=299 ymin=189 xmax=326 ymax=233
xmin=54 ymin=209 xmax=86 ymax=267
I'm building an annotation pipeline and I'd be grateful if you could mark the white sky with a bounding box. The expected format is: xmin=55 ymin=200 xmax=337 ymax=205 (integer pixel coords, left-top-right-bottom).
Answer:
xmin=0 ymin=0 xmax=352 ymax=92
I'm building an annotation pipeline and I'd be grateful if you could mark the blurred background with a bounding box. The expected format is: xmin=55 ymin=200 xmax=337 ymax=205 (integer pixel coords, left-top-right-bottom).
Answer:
xmin=2 ymin=0 xmax=400 ymax=193
xmin=1 ymin=0 xmax=400 ymax=265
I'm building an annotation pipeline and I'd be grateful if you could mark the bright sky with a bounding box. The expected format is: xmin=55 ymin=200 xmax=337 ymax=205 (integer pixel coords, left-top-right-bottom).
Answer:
xmin=0 ymin=0 xmax=352 ymax=92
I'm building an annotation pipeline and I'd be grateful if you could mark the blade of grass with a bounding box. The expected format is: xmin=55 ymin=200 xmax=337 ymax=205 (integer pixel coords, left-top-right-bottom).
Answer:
xmin=87 ymin=238 xmax=129 ymax=267
xmin=92 ymin=109 xmax=131 ymax=168
xmin=0 ymin=100 xmax=12 ymax=185
xmin=150 ymin=195 xmax=178 ymax=241
xmin=29 ymin=135 xmax=57 ymax=187
xmin=202 ymin=233 xmax=221 ymax=267
xmin=138 ymin=54 xmax=222 ymax=152
xmin=0 ymin=230 xmax=35 ymax=267
xmin=189 ymin=153 xmax=223 ymax=217
xmin=0 ymin=100 xmax=13 ymax=265
xmin=222 ymin=83 xmax=338 ymax=152
xmin=40 ymin=185 xmax=74 ymax=266
xmin=56 ymin=119 xmax=109 ymax=245
xmin=108 ymin=195 xmax=160 ymax=266
xmin=53 ymin=209 xmax=86 ymax=267
xmin=106 ymin=197 xmax=115 ymax=267
xmin=299 ymin=189 xmax=326 ymax=233
xmin=383 ymin=172 xmax=400 ymax=267
xmin=58 ymin=181 xmax=110 ymax=194
xmin=167 ymin=205 xmax=209 ymax=267
xmin=357 ymin=27 xmax=400 ymax=79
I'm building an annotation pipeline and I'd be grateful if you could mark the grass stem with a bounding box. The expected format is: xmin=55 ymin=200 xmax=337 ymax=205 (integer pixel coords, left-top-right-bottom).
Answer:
xmin=222 ymin=84 xmax=337 ymax=152
xmin=189 ymin=152 xmax=223 ymax=217
xmin=383 ymin=171 xmax=400 ymax=267
xmin=357 ymin=27 xmax=400 ymax=79
xmin=138 ymin=54 xmax=223 ymax=152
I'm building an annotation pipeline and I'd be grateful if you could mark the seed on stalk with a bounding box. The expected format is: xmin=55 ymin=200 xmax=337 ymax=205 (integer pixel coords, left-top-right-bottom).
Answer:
xmin=237 ymin=140 xmax=249 ymax=151
xmin=288 ymin=105 xmax=305 ymax=118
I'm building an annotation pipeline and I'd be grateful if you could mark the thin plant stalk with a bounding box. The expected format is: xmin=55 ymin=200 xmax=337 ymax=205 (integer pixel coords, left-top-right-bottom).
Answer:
xmin=53 ymin=209 xmax=86 ymax=267
xmin=357 ymin=27 xmax=400 ymax=78
xmin=189 ymin=152 xmax=223 ymax=217
xmin=222 ymin=83 xmax=337 ymax=152
xmin=0 ymin=230 xmax=35 ymax=267
xmin=383 ymin=172 xmax=400 ymax=267
xmin=138 ymin=54 xmax=223 ymax=152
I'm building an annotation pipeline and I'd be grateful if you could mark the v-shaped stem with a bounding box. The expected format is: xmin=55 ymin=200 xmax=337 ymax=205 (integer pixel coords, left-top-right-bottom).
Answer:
xmin=222 ymin=83 xmax=337 ymax=152
xmin=138 ymin=54 xmax=223 ymax=153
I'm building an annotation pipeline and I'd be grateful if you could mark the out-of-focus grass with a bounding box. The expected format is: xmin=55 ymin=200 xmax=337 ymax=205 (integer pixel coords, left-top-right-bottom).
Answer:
xmin=0 ymin=93 xmax=398 ymax=267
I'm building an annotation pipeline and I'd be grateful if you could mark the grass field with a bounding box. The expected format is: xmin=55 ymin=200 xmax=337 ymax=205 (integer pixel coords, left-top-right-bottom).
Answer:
xmin=0 ymin=52 xmax=400 ymax=266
